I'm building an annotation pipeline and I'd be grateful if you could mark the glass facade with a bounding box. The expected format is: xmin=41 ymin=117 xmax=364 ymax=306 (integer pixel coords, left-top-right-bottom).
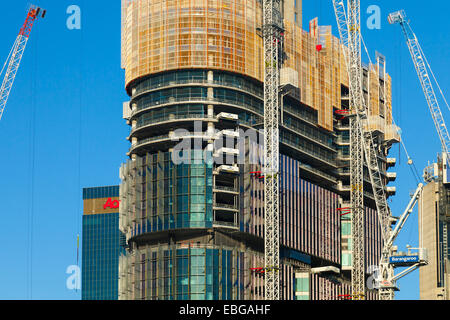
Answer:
xmin=135 ymin=87 xmax=208 ymax=111
xmin=83 ymin=185 xmax=119 ymax=199
xmin=119 ymin=244 xmax=251 ymax=300
xmin=121 ymin=151 xmax=214 ymax=237
xmin=119 ymin=65 xmax=386 ymax=299
xmin=82 ymin=186 xmax=125 ymax=300
xmin=294 ymin=273 xmax=310 ymax=300
xmin=341 ymin=213 xmax=352 ymax=268
xmin=132 ymin=70 xmax=262 ymax=98
xmin=136 ymin=104 xmax=206 ymax=128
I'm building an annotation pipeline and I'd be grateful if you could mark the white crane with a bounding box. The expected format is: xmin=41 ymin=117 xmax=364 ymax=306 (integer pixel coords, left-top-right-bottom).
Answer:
xmin=332 ymin=0 xmax=393 ymax=299
xmin=0 ymin=5 xmax=45 ymax=122
xmin=262 ymin=0 xmax=283 ymax=300
xmin=332 ymin=3 xmax=429 ymax=299
xmin=388 ymin=9 xmax=450 ymax=299
xmin=388 ymin=11 xmax=450 ymax=161
xmin=345 ymin=0 xmax=366 ymax=299
xmin=375 ymin=183 xmax=427 ymax=300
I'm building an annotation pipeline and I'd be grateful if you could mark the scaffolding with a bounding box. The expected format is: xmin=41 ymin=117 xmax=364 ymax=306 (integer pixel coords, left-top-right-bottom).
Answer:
xmin=121 ymin=1 xmax=394 ymax=134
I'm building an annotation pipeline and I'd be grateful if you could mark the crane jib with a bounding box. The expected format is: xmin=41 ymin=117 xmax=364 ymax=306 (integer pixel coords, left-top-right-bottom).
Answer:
xmin=0 ymin=5 xmax=45 ymax=122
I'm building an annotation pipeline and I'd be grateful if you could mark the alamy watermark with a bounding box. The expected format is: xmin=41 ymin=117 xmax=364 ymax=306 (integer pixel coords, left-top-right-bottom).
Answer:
xmin=66 ymin=265 xmax=81 ymax=290
xmin=66 ymin=5 xmax=81 ymax=30
xmin=367 ymin=5 xmax=381 ymax=30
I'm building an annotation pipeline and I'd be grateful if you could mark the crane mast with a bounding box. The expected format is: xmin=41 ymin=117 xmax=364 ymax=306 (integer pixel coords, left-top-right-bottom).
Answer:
xmin=346 ymin=0 xmax=367 ymax=299
xmin=263 ymin=0 xmax=283 ymax=300
xmin=333 ymin=3 xmax=432 ymax=300
xmin=332 ymin=0 xmax=393 ymax=299
xmin=0 ymin=5 xmax=45 ymax=122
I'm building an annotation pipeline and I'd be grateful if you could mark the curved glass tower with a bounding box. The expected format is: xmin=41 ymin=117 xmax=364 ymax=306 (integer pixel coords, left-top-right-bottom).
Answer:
xmin=119 ymin=0 xmax=398 ymax=300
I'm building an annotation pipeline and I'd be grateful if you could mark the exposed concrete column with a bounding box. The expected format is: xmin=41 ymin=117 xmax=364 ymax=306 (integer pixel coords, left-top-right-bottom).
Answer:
xmin=207 ymin=121 xmax=215 ymax=139
xmin=208 ymin=70 xmax=214 ymax=101
xmin=208 ymin=104 xmax=214 ymax=119
xmin=207 ymin=70 xmax=214 ymax=83
xmin=207 ymin=78 xmax=215 ymax=138
xmin=208 ymin=88 xmax=214 ymax=101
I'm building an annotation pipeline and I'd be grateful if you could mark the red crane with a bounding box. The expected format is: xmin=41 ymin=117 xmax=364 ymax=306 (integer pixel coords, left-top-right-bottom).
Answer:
xmin=0 ymin=5 xmax=46 ymax=121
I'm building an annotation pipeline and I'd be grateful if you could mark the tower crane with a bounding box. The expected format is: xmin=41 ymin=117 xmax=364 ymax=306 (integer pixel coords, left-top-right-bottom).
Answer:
xmin=262 ymin=0 xmax=283 ymax=300
xmin=332 ymin=2 xmax=429 ymax=300
xmin=388 ymin=9 xmax=450 ymax=299
xmin=0 ymin=5 xmax=45 ymax=122
xmin=332 ymin=0 xmax=392 ymax=299
xmin=344 ymin=0 xmax=366 ymax=299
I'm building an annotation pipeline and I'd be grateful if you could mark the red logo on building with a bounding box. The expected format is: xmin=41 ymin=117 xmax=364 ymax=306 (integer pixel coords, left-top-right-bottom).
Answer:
xmin=103 ymin=198 xmax=120 ymax=209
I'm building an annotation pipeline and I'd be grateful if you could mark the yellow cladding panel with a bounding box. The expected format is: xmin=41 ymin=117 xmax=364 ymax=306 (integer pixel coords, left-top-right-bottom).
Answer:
xmin=84 ymin=197 xmax=120 ymax=215
xmin=121 ymin=0 xmax=262 ymax=90
xmin=121 ymin=1 xmax=394 ymax=132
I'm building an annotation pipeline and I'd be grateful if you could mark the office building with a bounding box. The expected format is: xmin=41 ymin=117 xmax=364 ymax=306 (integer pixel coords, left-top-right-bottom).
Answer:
xmin=82 ymin=186 xmax=125 ymax=300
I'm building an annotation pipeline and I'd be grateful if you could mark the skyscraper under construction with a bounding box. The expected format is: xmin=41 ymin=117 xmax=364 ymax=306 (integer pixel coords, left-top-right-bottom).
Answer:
xmin=118 ymin=0 xmax=399 ymax=300
xmin=419 ymin=153 xmax=450 ymax=300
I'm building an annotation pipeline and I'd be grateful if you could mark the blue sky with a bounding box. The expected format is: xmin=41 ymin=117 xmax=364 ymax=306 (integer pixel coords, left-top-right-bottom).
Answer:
xmin=0 ymin=0 xmax=448 ymax=300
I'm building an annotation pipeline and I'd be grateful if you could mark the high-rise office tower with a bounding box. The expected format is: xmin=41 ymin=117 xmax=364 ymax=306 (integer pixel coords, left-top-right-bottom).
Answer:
xmin=118 ymin=0 xmax=399 ymax=300
xmin=419 ymin=154 xmax=450 ymax=300
xmin=82 ymin=186 xmax=125 ymax=300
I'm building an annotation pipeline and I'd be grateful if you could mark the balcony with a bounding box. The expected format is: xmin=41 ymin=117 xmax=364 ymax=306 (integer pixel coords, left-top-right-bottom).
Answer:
xmin=386 ymin=186 xmax=397 ymax=196
xmin=132 ymin=112 xmax=210 ymax=134
xmin=384 ymin=124 xmax=401 ymax=144
xmin=213 ymin=202 xmax=239 ymax=212
xmin=213 ymin=147 xmax=239 ymax=158
xmin=387 ymin=172 xmax=397 ymax=182
xmin=216 ymin=112 xmax=239 ymax=121
xmin=215 ymin=129 xmax=240 ymax=139
xmin=213 ymin=185 xmax=239 ymax=194
xmin=299 ymin=164 xmax=337 ymax=185
xmin=387 ymin=158 xmax=397 ymax=168
xmin=214 ymin=165 xmax=240 ymax=175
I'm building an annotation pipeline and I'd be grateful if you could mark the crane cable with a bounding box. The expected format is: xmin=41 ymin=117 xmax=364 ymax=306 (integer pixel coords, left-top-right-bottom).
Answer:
xmin=27 ymin=21 xmax=38 ymax=300
xmin=76 ymin=4 xmax=85 ymax=288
